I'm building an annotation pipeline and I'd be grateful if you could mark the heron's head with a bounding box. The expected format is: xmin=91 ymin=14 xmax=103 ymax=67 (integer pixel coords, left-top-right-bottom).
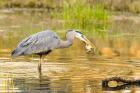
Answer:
xmin=68 ymin=29 xmax=96 ymax=52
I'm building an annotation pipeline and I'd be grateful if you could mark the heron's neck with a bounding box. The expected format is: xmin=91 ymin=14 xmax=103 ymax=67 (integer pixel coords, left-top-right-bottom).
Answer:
xmin=58 ymin=39 xmax=73 ymax=48
xmin=57 ymin=32 xmax=75 ymax=48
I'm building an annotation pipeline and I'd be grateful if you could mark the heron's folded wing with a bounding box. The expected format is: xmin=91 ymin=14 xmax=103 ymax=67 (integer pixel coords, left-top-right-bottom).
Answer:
xmin=29 ymin=35 xmax=59 ymax=53
xmin=18 ymin=36 xmax=37 ymax=47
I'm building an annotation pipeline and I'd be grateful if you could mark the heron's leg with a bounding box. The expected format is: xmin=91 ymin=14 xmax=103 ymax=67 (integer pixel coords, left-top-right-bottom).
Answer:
xmin=38 ymin=55 xmax=43 ymax=76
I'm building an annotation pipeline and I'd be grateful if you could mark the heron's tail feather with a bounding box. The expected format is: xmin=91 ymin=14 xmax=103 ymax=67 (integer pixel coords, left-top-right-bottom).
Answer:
xmin=11 ymin=48 xmax=24 ymax=57
xmin=11 ymin=50 xmax=16 ymax=55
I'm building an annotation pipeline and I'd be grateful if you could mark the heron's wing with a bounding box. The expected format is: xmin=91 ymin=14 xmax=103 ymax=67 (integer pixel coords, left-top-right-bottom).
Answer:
xmin=12 ymin=35 xmax=38 ymax=56
xmin=20 ymin=31 xmax=60 ymax=54
xmin=19 ymin=36 xmax=35 ymax=47
xmin=12 ymin=30 xmax=60 ymax=56
xmin=29 ymin=35 xmax=59 ymax=54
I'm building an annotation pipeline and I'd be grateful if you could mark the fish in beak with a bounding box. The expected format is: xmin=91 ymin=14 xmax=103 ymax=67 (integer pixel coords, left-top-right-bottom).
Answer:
xmin=82 ymin=35 xmax=97 ymax=52
xmin=75 ymin=31 xmax=96 ymax=52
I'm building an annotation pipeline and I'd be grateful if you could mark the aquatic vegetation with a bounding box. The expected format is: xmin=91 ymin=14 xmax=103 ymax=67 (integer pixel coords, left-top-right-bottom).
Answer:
xmin=52 ymin=0 xmax=110 ymax=35
xmin=0 ymin=0 xmax=110 ymax=36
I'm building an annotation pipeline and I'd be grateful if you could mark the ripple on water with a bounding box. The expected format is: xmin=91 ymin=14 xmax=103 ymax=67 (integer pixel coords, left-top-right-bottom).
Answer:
xmin=0 ymin=55 xmax=139 ymax=93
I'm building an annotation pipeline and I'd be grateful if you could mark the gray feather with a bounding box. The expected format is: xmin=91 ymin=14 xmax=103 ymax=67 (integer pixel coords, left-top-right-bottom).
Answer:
xmin=12 ymin=30 xmax=60 ymax=57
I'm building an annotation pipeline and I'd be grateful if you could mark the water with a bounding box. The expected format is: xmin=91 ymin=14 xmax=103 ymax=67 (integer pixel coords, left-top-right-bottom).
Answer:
xmin=0 ymin=9 xmax=140 ymax=93
xmin=0 ymin=55 xmax=137 ymax=93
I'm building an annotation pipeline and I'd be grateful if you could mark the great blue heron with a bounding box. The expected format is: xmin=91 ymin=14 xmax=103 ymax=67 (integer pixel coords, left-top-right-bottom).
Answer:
xmin=11 ymin=29 xmax=95 ymax=72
